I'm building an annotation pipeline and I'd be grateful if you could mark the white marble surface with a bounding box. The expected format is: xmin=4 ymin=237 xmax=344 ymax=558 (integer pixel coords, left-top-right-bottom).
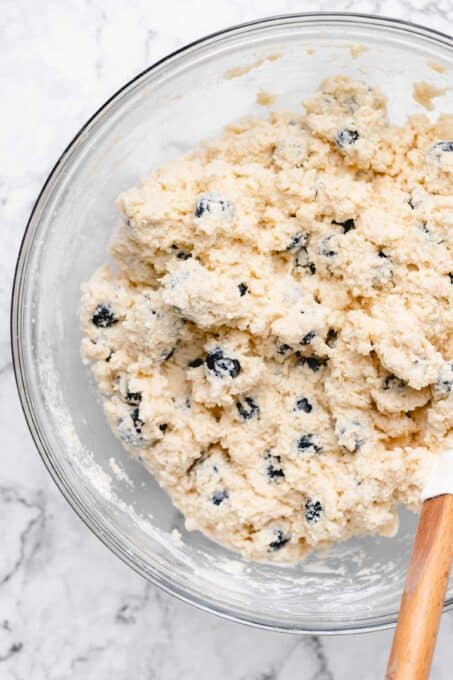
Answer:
xmin=1 ymin=1 xmax=452 ymax=678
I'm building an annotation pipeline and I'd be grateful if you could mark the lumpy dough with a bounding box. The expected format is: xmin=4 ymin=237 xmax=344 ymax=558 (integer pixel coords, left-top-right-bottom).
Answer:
xmin=81 ymin=77 xmax=453 ymax=563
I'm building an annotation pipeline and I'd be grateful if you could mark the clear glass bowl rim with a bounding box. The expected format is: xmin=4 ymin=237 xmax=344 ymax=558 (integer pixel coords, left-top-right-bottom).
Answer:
xmin=11 ymin=11 xmax=453 ymax=635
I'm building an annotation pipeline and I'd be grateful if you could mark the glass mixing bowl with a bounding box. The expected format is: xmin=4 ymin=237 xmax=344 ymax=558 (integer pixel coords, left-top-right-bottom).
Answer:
xmin=12 ymin=13 xmax=453 ymax=633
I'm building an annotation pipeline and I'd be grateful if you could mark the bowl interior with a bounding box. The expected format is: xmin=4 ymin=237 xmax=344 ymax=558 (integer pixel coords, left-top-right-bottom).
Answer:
xmin=13 ymin=14 xmax=453 ymax=632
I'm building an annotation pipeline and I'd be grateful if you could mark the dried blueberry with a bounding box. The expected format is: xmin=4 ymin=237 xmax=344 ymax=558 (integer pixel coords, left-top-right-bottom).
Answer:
xmin=378 ymin=250 xmax=389 ymax=259
xmin=176 ymin=251 xmax=192 ymax=260
xmin=301 ymin=331 xmax=316 ymax=345
xmin=294 ymin=397 xmax=313 ymax=414
xmin=212 ymin=489 xmax=229 ymax=506
xmin=318 ymin=236 xmax=336 ymax=258
xmin=205 ymin=348 xmax=241 ymax=379
xmin=449 ymin=273 xmax=453 ymax=284
xmin=300 ymin=355 xmax=328 ymax=372
xmin=236 ymin=396 xmax=259 ymax=421
xmin=159 ymin=423 xmax=168 ymax=433
xmin=92 ymin=303 xmax=118 ymax=328
xmin=188 ymin=357 xmax=204 ymax=368
xmin=435 ymin=362 xmax=453 ymax=397
xmin=268 ymin=529 xmax=290 ymax=551
xmin=238 ymin=283 xmax=248 ymax=296
xmin=335 ymin=129 xmax=359 ymax=148
xmin=286 ymin=231 xmax=308 ymax=251
xmin=305 ymin=499 xmax=323 ymax=523
xmin=332 ymin=218 xmax=355 ymax=234
xmin=265 ymin=453 xmax=285 ymax=481
xmin=194 ymin=193 xmax=235 ymax=220
xmin=297 ymin=433 xmax=322 ymax=454
xmin=277 ymin=343 xmax=291 ymax=355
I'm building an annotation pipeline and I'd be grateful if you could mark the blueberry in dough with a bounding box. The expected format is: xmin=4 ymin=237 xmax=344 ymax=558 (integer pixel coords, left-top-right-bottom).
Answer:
xmin=117 ymin=408 xmax=149 ymax=448
xmin=212 ymin=489 xmax=229 ymax=505
xmin=238 ymin=282 xmax=248 ymax=296
xmin=176 ymin=251 xmax=192 ymax=260
xmin=268 ymin=529 xmax=290 ymax=551
xmin=300 ymin=355 xmax=328 ymax=372
xmin=265 ymin=452 xmax=285 ymax=481
xmin=435 ymin=362 xmax=453 ymax=397
xmin=294 ymin=246 xmax=316 ymax=274
xmin=449 ymin=273 xmax=453 ymax=284
xmin=236 ymin=396 xmax=259 ymax=420
xmin=159 ymin=423 xmax=168 ymax=432
xmin=277 ymin=343 xmax=291 ymax=355
xmin=332 ymin=218 xmax=355 ymax=233
xmin=124 ymin=391 xmax=142 ymax=406
xmin=326 ymin=328 xmax=338 ymax=347
xmin=163 ymin=347 xmax=176 ymax=362
xmin=92 ymin=303 xmax=118 ymax=328
xmin=431 ymin=141 xmax=453 ymax=154
xmin=297 ymin=433 xmax=322 ymax=454
xmin=194 ymin=193 xmax=235 ymax=219
xmin=419 ymin=222 xmax=430 ymax=236
xmin=205 ymin=348 xmax=241 ymax=378
xmin=318 ymin=236 xmax=336 ymax=257
xmin=188 ymin=357 xmax=204 ymax=368
xmin=335 ymin=129 xmax=359 ymax=148
xmin=286 ymin=231 xmax=308 ymax=251
xmin=427 ymin=141 xmax=453 ymax=166
xmin=131 ymin=407 xmax=143 ymax=430
xmin=294 ymin=397 xmax=313 ymax=413
xmin=383 ymin=374 xmax=406 ymax=391
xmin=408 ymin=195 xmax=422 ymax=210
xmin=301 ymin=331 xmax=316 ymax=345
xmin=305 ymin=499 xmax=323 ymax=523
xmin=336 ymin=419 xmax=365 ymax=453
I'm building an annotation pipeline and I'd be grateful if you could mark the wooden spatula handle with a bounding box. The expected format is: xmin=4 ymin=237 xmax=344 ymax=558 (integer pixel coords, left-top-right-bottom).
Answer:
xmin=386 ymin=495 xmax=453 ymax=680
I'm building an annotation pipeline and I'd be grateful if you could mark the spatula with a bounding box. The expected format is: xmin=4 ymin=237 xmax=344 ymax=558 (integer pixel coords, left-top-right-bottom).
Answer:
xmin=386 ymin=450 xmax=453 ymax=679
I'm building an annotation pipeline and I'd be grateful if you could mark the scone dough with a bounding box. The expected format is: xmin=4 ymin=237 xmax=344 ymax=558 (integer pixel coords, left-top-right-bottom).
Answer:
xmin=81 ymin=77 xmax=453 ymax=562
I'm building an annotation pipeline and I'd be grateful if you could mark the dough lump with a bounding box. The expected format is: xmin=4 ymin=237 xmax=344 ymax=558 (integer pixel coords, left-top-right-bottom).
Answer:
xmin=81 ymin=77 xmax=453 ymax=562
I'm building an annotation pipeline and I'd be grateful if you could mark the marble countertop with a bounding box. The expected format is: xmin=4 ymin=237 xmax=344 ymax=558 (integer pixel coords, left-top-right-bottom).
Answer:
xmin=1 ymin=1 xmax=452 ymax=678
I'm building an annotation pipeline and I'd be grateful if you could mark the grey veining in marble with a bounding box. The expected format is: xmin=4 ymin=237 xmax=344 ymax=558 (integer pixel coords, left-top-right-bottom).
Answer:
xmin=1 ymin=1 xmax=452 ymax=678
